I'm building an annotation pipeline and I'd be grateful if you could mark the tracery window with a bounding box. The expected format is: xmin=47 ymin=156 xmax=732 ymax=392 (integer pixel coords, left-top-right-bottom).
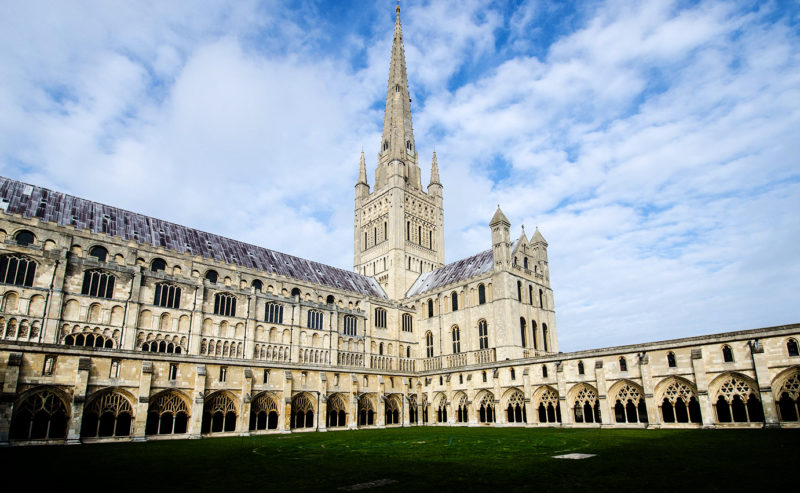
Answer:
xmin=325 ymin=393 xmax=347 ymax=428
xmin=292 ymin=393 xmax=315 ymax=429
xmin=307 ymin=309 xmax=323 ymax=329
xmin=660 ymin=379 xmax=702 ymax=424
xmin=145 ymin=391 xmax=189 ymax=435
xmin=154 ymin=282 xmax=181 ymax=309
xmin=0 ymin=254 xmax=36 ymax=287
xmin=82 ymin=269 xmax=115 ymax=299
xmin=478 ymin=320 xmax=488 ymax=349
xmin=249 ymin=392 xmax=279 ymax=431
xmin=402 ymin=313 xmax=413 ymax=332
xmin=776 ymin=372 xmax=800 ymax=421
xmin=201 ymin=392 xmax=237 ymax=433
xmin=478 ymin=284 xmax=486 ymax=305
xmin=374 ymin=307 xmax=387 ymax=329
xmin=426 ymin=331 xmax=434 ymax=358
xmin=265 ymin=302 xmax=283 ymax=324
xmin=572 ymin=385 xmax=601 ymax=423
xmin=10 ymin=389 xmax=68 ymax=440
xmin=343 ymin=315 xmax=357 ymax=336
xmin=506 ymin=390 xmax=526 ymax=423
xmin=80 ymin=390 xmax=133 ymax=438
xmin=612 ymin=383 xmax=648 ymax=424
xmin=358 ymin=394 xmax=375 ymax=426
xmin=536 ymin=387 xmax=561 ymax=423
xmin=714 ymin=375 xmax=763 ymax=423
xmin=213 ymin=292 xmax=236 ymax=317
xmin=451 ymin=325 xmax=461 ymax=354
xmin=478 ymin=392 xmax=495 ymax=423
xmin=455 ymin=393 xmax=468 ymax=423
xmin=385 ymin=396 xmax=401 ymax=425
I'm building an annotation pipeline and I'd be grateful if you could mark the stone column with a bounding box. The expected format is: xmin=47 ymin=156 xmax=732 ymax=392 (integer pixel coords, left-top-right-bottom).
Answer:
xmin=377 ymin=376 xmax=385 ymax=427
xmin=42 ymin=255 xmax=69 ymax=344
xmin=348 ymin=373 xmax=358 ymax=430
xmin=131 ymin=360 xmax=153 ymax=441
xmin=0 ymin=353 xmax=23 ymax=444
xmin=239 ymin=368 xmax=253 ymax=435
xmin=522 ymin=368 xmax=534 ymax=426
xmin=638 ymin=353 xmax=659 ymax=425
xmin=749 ymin=340 xmax=779 ymax=427
xmin=402 ymin=379 xmax=410 ymax=426
xmin=690 ymin=348 xmax=715 ymax=427
xmin=187 ymin=365 xmax=207 ymax=438
xmin=319 ymin=372 xmax=328 ymax=431
xmin=283 ymin=370 xmax=293 ymax=431
xmin=594 ymin=360 xmax=612 ymax=426
xmin=189 ymin=284 xmax=206 ymax=355
xmin=66 ymin=357 xmax=92 ymax=444
xmin=445 ymin=375 xmax=454 ymax=425
xmin=556 ymin=362 xmax=572 ymax=425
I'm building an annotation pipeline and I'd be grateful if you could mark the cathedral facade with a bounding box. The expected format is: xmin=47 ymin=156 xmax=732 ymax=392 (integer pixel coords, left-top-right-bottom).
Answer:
xmin=1 ymin=6 xmax=799 ymax=445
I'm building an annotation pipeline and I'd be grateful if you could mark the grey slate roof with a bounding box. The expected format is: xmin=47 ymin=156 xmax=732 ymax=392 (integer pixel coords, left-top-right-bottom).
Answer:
xmin=406 ymin=249 xmax=494 ymax=297
xmin=0 ymin=176 xmax=386 ymax=298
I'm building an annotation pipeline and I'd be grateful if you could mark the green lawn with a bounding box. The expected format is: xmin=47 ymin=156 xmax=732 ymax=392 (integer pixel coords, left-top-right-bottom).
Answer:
xmin=2 ymin=427 xmax=797 ymax=491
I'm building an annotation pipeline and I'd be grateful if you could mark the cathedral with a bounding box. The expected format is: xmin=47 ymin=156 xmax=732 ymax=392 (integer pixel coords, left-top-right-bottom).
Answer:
xmin=0 ymin=6 xmax=798 ymax=445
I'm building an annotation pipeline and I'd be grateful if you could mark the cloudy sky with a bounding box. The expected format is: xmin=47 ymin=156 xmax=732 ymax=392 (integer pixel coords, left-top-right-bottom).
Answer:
xmin=1 ymin=0 xmax=798 ymax=351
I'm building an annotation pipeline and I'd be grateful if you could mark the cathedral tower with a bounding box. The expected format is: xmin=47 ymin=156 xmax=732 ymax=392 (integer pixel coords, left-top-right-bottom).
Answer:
xmin=354 ymin=5 xmax=445 ymax=299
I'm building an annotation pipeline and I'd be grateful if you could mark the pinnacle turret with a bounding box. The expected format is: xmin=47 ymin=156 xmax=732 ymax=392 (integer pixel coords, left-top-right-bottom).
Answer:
xmin=358 ymin=150 xmax=368 ymax=185
xmin=429 ymin=150 xmax=441 ymax=186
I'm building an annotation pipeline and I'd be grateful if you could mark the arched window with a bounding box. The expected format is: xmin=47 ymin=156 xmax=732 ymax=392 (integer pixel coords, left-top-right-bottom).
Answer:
xmin=10 ymin=389 xmax=68 ymax=440
xmin=290 ymin=287 xmax=301 ymax=298
xmin=510 ymin=368 xmax=516 ymax=380
xmin=517 ymin=281 xmax=522 ymax=301
xmin=324 ymin=393 xmax=346 ymax=429
xmin=531 ymin=320 xmax=538 ymax=350
xmin=659 ymin=379 xmax=702 ymax=424
xmin=536 ymin=387 xmax=560 ymax=424
xmin=0 ymin=254 xmax=36 ymax=287
xmin=788 ymin=339 xmax=799 ymax=357
xmin=426 ymin=331 xmax=434 ymax=358
xmin=478 ymin=320 xmax=488 ymax=350
xmin=358 ymin=394 xmax=375 ymax=426
xmin=80 ymin=390 xmax=133 ymax=438
xmin=482 ymin=370 xmax=487 ymax=382
xmin=539 ymin=289 xmax=544 ymax=308
xmin=713 ymin=375 xmax=763 ymax=423
xmin=64 ymin=332 xmax=113 ymax=349
xmin=506 ymin=390 xmax=526 ymax=423
xmin=523 ymin=257 xmax=528 ymax=269
xmin=418 ymin=225 xmax=422 ymax=245
xmin=542 ymin=323 xmax=549 ymax=352
xmin=528 ymin=285 xmax=533 ymax=305
xmin=379 ymin=342 xmax=384 ymax=355
xmin=14 ymin=230 xmax=35 ymax=246
xmin=451 ymin=292 xmax=458 ymax=311
xmin=81 ymin=270 xmax=115 ymax=299
xmin=265 ymin=302 xmax=283 ymax=324
xmin=722 ymin=345 xmax=734 ymax=363
xmin=478 ymin=392 xmax=495 ymax=424
xmin=451 ymin=326 xmax=461 ymax=354
xmin=478 ymin=284 xmax=486 ymax=305
xmin=140 ymin=340 xmax=182 ymax=354
xmin=667 ymin=352 xmax=677 ymax=368
xmin=619 ymin=357 xmax=627 ymax=372
xmin=204 ymin=270 xmax=218 ymax=283
xmin=612 ymin=383 xmax=648 ymax=424
xmin=406 ymin=346 xmax=411 ymax=358
xmin=520 ymin=317 xmax=527 ymax=347
xmin=542 ymin=365 xmax=548 ymax=378
xmin=776 ymin=371 xmax=800 ymax=421
xmin=577 ymin=361 xmax=585 ymax=375
xmin=402 ymin=313 xmax=413 ymax=332
xmin=326 ymin=295 xmax=335 ymax=305
xmin=151 ymin=258 xmax=167 ymax=272
xmin=89 ymin=246 xmax=108 ymax=262
xmin=307 ymin=309 xmax=323 ymax=329
xmin=154 ymin=283 xmax=181 ymax=309
xmin=213 ymin=293 xmax=236 ymax=317
xmin=572 ymin=385 xmax=600 ymax=423
xmin=145 ymin=391 xmax=190 ymax=435
xmin=251 ymin=279 xmax=263 ymax=292
xmin=201 ymin=392 xmax=237 ymax=433
xmin=427 ymin=299 xmax=434 ymax=317
xmin=343 ymin=315 xmax=357 ymax=336
xmin=374 ymin=307 xmax=387 ymax=328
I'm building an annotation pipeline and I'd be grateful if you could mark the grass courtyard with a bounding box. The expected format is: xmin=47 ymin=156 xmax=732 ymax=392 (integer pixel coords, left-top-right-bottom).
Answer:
xmin=2 ymin=427 xmax=797 ymax=491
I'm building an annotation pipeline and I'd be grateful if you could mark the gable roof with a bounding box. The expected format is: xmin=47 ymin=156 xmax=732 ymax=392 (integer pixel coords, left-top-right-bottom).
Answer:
xmin=406 ymin=249 xmax=494 ymax=297
xmin=0 ymin=176 xmax=386 ymax=298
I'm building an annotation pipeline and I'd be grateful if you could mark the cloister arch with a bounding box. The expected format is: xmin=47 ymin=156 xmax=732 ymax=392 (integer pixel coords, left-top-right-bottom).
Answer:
xmin=454 ymin=392 xmax=468 ymax=423
xmin=434 ymin=392 xmax=448 ymax=423
xmin=249 ymin=392 xmax=280 ymax=431
xmin=569 ymin=383 xmax=601 ymax=424
xmin=709 ymin=372 xmax=763 ymax=423
xmin=9 ymin=386 xmax=70 ymax=441
xmin=201 ymin=391 xmax=238 ymax=434
xmin=146 ymin=390 xmax=191 ymax=435
xmin=608 ymin=380 xmax=648 ymax=424
xmin=358 ymin=393 xmax=376 ymax=426
xmin=502 ymin=388 xmax=527 ymax=424
xmin=384 ymin=394 xmax=402 ymax=425
xmin=771 ymin=366 xmax=800 ymax=422
xmin=292 ymin=392 xmax=316 ymax=429
xmin=326 ymin=393 xmax=348 ymax=428
xmin=476 ymin=390 xmax=495 ymax=424
xmin=655 ymin=376 xmax=702 ymax=424
xmin=532 ymin=386 xmax=561 ymax=424
xmin=80 ymin=388 xmax=135 ymax=438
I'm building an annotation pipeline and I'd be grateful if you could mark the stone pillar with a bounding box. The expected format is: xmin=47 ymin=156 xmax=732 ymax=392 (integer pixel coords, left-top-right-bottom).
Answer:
xmin=189 ymin=284 xmax=206 ymax=355
xmin=131 ymin=360 xmax=153 ymax=441
xmin=377 ymin=376 xmax=385 ymax=427
xmin=43 ymin=257 xmax=69 ymax=344
xmin=594 ymin=360 xmax=612 ymax=426
xmin=244 ymin=294 xmax=256 ymax=359
xmin=348 ymin=373 xmax=358 ymax=430
xmin=522 ymin=368 xmax=534 ymax=426
xmin=121 ymin=267 xmax=143 ymax=350
xmin=188 ymin=365 xmax=207 ymax=438
xmin=749 ymin=340 xmax=779 ymax=426
xmin=402 ymin=379 xmax=410 ymax=426
xmin=638 ymin=353 xmax=659 ymax=425
xmin=239 ymin=368 xmax=253 ymax=435
xmin=283 ymin=370 xmax=293 ymax=431
xmin=0 ymin=353 xmax=23 ymax=444
xmin=690 ymin=348 xmax=715 ymax=427
xmin=556 ymin=362 xmax=572 ymax=425
xmin=319 ymin=372 xmax=328 ymax=431
xmin=66 ymin=357 xmax=92 ymax=444
xmin=445 ymin=375 xmax=454 ymax=425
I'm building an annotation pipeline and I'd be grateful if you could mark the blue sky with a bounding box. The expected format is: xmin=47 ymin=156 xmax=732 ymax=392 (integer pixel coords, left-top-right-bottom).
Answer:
xmin=1 ymin=0 xmax=798 ymax=351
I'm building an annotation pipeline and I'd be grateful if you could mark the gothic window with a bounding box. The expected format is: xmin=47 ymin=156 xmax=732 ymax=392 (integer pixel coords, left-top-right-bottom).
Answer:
xmin=325 ymin=393 xmax=347 ymax=428
xmin=250 ymin=392 xmax=280 ymax=431
xmin=151 ymin=258 xmax=167 ymax=272
xmin=451 ymin=291 xmax=458 ymax=311
xmin=478 ymin=320 xmax=488 ymax=349
xmin=713 ymin=374 xmax=763 ymax=423
xmin=451 ymin=326 xmax=461 ymax=354
xmin=520 ymin=317 xmax=527 ymax=347
xmin=613 ymin=383 xmax=648 ymax=424
xmin=542 ymin=365 xmax=548 ymax=378
xmin=265 ymin=302 xmax=284 ymax=324
xmin=402 ymin=313 xmax=413 ymax=332
xmin=510 ymin=368 xmax=516 ymax=380
xmin=343 ymin=315 xmax=357 ymax=336
xmin=536 ymin=387 xmax=561 ymax=423
xmin=80 ymin=390 xmax=133 ymax=438
xmin=506 ymin=390 xmax=526 ymax=423
xmin=358 ymin=394 xmax=375 ymax=426
xmin=385 ymin=396 xmax=401 ymax=425
xmin=89 ymin=246 xmax=108 ymax=262
xmin=722 ymin=345 xmax=734 ymax=363
xmin=140 ymin=339 xmax=182 ymax=354
xmin=64 ymin=332 xmax=113 ymax=349
xmin=528 ymin=285 xmax=533 ymax=304
xmin=82 ymin=270 xmax=115 ymax=299
xmin=659 ymin=379 xmax=702 ymax=424
xmin=787 ymin=338 xmax=799 ymax=357
xmin=542 ymin=323 xmax=549 ymax=352
xmin=619 ymin=356 xmax=627 ymax=372
xmin=531 ymin=320 xmax=538 ymax=350
xmin=154 ymin=282 xmax=181 ymax=309
xmin=213 ymin=293 xmax=236 ymax=317
xmin=539 ymin=289 xmax=544 ymax=308
xmin=204 ymin=270 xmax=218 ymax=283
xmin=667 ymin=352 xmax=677 ymax=368
xmin=776 ymin=371 xmax=800 ymax=421
xmin=577 ymin=361 xmax=585 ymax=375
xmin=146 ymin=391 xmax=189 ymax=435
xmin=168 ymin=364 xmax=178 ymax=381
xmin=427 ymin=299 xmax=434 ymax=317
xmin=307 ymin=309 xmax=323 ymax=329
xmin=374 ymin=307 xmax=387 ymax=329
xmin=517 ymin=281 xmax=522 ymax=301
xmin=14 ymin=230 xmax=35 ymax=246
xmin=478 ymin=284 xmax=486 ymax=305
xmin=201 ymin=392 xmax=237 ymax=433
xmin=252 ymin=279 xmax=263 ymax=292
xmin=0 ymin=254 xmax=36 ymax=287
xmin=572 ymin=385 xmax=601 ymax=423
xmin=10 ymin=389 xmax=69 ymax=440
xmin=426 ymin=331 xmax=434 ymax=358
xmin=478 ymin=392 xmax=495 ymax=423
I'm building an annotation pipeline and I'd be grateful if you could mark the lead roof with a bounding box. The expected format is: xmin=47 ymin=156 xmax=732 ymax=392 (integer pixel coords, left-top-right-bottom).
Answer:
xmin=406 ymin=249 xmax=494 ymax=297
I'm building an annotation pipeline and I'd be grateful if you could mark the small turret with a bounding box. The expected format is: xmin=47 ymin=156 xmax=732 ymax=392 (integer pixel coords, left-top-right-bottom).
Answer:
xmin=490 ymin=205 xmax=511 ymax=268
xmin=428 ymin=150 xmax=442 ymax=198
xmin=356 ymin=151 xmax=370 ymax=200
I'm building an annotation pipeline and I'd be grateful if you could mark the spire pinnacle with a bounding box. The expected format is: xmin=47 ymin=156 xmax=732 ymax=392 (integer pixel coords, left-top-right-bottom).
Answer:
xmin=358 ymin=150 xmax=368 ymax=185
xmin=429 ymin=150 xmax=441 ymax=186
xmin=379 ymin=3 xmax=415 ymax=165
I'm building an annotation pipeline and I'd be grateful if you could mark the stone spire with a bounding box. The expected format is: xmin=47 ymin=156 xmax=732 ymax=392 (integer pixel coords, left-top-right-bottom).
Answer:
xmin=379 ymin=3 xmax=415 ymax=167
xmin=429 ymin=150 xmax=441 ymax=186
xmin=357 ymin=150 xmax=368 ymax=185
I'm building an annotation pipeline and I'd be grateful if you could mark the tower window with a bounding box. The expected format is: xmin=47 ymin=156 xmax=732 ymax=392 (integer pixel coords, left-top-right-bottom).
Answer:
xmin=426 ymin=331 xmax=434 ymax=358
xmin=427 ymin=299 xmax=434 ymax=317
xmin=374 ymin=307 xmax=387 ymax=329
xmin=154 ymin=282 xmax=181 ymax=309
xmin=383 ymin=141 xmax=389 ymax=151
xmin=395 ymin=84 xmax=400 ymax=92
xmin=451 ymin=326 xmax=461 ymax=354
xmin=0 ymin=254 xmax=36 ymax=287
xmin=82 ymin=270 xmax=115 ymax=299
xmin=213 ymin=292 xmax=237 ymax=317
xmin=402 ymin=313 xmax=413 ymax=332
xmin=307 ymin=309 xmax=323 ymax=329
xmin=451 ymin=292 xmax=458 ymax=311
xmin=265 ymin=303 xmax=283 ymax=324
xmin=478 ymin=284 xmax=486 ymax=305
xmin=478 ymin=320 xmax=488 ymax=349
